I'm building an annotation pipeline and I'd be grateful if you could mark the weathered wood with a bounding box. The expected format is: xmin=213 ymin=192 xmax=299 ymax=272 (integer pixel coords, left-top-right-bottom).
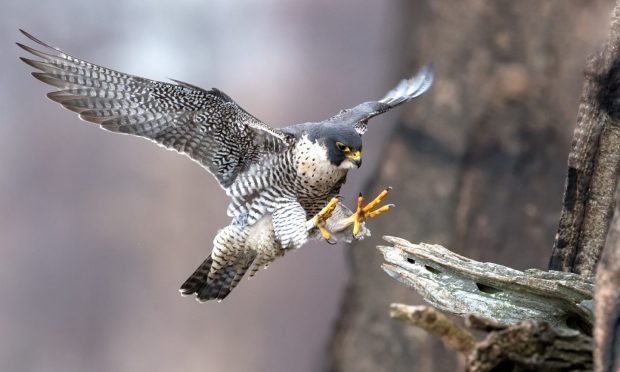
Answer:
xmin=390 ymin=304 xmax=476 ymax=354
xmin=465 ymin=314 xmax=511 ymax=333
xmin=542 ymin=1 xmax=620 ymax=369
xmin=594 ymin=183 xmax=620 ymax=372
xmin=549 ymin=0 xmax=620 ymax=275
xmin=467 ymin=321 xmax=593 ymax=372
xmin=381 ymin=237 xmax=595 ymax=371
xmin=380 ymin=236 xmax=594 ymax=333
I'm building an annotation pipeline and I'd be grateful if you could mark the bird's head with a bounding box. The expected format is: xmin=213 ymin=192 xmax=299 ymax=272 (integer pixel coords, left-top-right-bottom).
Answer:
xmin=315 ymin=125 xmax=363 ymax=169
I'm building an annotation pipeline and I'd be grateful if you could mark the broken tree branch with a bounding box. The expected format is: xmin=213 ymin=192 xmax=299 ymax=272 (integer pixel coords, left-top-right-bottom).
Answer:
xmin=390 ymin=303 xmax=476 ymax=354
xmin=379 ymin=236 xmax=594 ymax=334
xmin=468 ymin=320 xmax=593 ymax=372
xmin=380 ymin=236 xmax=595 ymax=370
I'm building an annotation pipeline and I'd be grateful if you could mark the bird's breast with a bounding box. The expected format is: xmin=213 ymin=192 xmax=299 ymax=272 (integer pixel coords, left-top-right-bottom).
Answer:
xmin=293 ymin=137 xmax=347 ymax=195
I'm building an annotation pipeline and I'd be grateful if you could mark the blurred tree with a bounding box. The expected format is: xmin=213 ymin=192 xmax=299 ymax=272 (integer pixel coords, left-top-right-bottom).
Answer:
xmin=329 ymin=1 xmax=613 ymax=371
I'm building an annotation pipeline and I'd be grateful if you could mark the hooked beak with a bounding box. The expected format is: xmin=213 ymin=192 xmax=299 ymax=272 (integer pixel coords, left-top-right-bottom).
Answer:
xmin=346 ymin=150 xmax=362 ymax=168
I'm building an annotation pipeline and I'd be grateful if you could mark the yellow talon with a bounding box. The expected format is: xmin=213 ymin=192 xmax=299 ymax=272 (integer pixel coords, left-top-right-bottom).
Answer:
xmin=317 ymin=224 xmax=332 ymax=240
xmin=319 ymin=197 xmax=340 ymax=216
xmin=363 ymin=187 xmax=390 ymax=212
xmin=353 ymin=193 xmax=364 ymax=235
xmin=314 ymin=197 xmax=340 ymax=241
xmin=347 ymin=187 xmax=394 ymax=236
xmin=366 ymin=204 xmax=392 ymax=219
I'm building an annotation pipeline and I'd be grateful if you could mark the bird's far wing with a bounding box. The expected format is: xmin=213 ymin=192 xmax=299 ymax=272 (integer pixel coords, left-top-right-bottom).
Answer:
xmin=331 ymin=65 xmax=433 ymax=135
xmin=377 ymin=64 xmax=434 ymax=107
xmin=17 ymin=30 xmax=291 ymax=188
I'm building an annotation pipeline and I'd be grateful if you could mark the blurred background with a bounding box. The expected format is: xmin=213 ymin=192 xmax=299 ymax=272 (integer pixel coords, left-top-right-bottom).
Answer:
xmin=0 ymin=1 xmax=615 ymax=371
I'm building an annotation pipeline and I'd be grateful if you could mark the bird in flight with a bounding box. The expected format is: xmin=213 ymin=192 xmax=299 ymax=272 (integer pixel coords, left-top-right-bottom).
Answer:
xmin=17 ymin=30 xmax=433 ymax=302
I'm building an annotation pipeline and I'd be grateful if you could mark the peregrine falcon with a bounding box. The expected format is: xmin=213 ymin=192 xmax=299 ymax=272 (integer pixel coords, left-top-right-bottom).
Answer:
xmin=17 ymin=30 xmax=433 ymax=301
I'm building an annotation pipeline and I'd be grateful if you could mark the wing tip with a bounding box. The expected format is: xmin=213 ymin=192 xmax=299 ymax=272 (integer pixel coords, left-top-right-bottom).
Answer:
xmin=16 ymin=41 xmax=39 ymax=56
xmin=416 ymin=63 xmax=434 ymax=89
xmin=380 ymin=63 xmax=434 ymax=105
xmin=18 ymin=29 xmax=58 ymax=51
xmin=18 ymin=29 xmax=31 ymax=39
xmin=19 ymin=56 xmax=50 ymax=72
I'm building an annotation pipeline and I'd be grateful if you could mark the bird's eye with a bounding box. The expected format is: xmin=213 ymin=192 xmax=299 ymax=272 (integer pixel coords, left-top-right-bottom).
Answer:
xmin=336 ymin=142 xmax=350 ymax=152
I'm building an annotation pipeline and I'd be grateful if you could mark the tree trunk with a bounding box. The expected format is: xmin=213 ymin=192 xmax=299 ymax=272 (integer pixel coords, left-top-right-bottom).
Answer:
xmin=329 ymin=1 xmax=612 ymax=371
xmin=595 ymin=185 xmax=620 ymax=371
xmin=549 ymin=2 xmax=620 ymax=275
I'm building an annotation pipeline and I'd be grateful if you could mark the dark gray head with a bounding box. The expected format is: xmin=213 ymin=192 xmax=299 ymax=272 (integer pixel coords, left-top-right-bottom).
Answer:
xmin=308 ymin=123 xmax=363 ymax=168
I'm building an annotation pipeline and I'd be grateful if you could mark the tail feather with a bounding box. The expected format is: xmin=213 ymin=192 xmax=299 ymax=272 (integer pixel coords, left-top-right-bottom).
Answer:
xmin=218 ymin=255 xmax=256 ymax=300
xmin=179 ymin=256 xmax=213 ymax=297
xmin=180 ymin=254 xmax=256 ymax=302
xmin=248 ymin=254 xmax=269 ymax=278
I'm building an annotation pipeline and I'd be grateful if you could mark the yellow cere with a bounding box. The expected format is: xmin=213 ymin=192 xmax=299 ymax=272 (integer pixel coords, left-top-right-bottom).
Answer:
xmin=347 ymin=150 xmax=361 ymax=159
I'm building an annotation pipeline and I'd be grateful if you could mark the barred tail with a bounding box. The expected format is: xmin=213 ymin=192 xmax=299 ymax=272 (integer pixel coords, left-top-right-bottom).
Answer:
xmin=181 ymin=224 xmax=257 ymax=302
xmin=180 ymin=256 xmax=213 ymax=299
xmin=179 ymin=253 xmax=255 ymax=302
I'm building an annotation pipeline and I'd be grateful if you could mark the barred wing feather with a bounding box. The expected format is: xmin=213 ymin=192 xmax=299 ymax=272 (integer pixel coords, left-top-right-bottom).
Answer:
xmin=17 ymin=30 xmax=290 ymax=188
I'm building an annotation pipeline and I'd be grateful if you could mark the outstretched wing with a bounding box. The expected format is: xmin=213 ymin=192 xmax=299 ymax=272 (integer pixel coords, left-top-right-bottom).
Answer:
xmin=17 ymin=30 xmax=291 ymax=188
xmin=327 ymin=65 xmax=433 ymax=135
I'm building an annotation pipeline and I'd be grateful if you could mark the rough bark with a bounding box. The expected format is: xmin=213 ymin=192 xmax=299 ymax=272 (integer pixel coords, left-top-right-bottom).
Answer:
xmin=594 ymin=184 xmax=620 ymax=372
xmin=467 ymin=321 xmax=593 ymax=372
xmin=549 ymin=2 xmax=620 ymax=275
xmin=539 ymin=1 xmax=620 ymax=369
xmin=329 ymin=2 xmax=611 ymax=371
xmin=391 ymin=305 xmax=594 ymax=371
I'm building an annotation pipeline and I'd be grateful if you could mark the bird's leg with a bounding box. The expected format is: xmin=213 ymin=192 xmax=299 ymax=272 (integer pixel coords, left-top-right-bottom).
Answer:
xmin=343 ymin=187 xmax=394 ymax=236
xmin=312 ymin=196 xmax=341 ymax=242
